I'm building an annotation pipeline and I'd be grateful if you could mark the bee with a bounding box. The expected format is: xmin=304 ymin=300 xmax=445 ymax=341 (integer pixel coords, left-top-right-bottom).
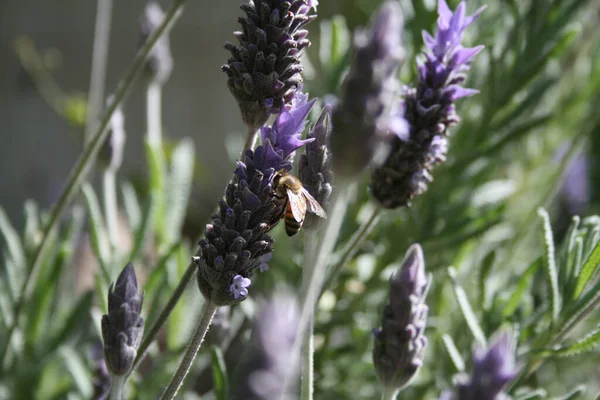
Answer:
xmin=270 ymin=169 xmax=327 ymax=236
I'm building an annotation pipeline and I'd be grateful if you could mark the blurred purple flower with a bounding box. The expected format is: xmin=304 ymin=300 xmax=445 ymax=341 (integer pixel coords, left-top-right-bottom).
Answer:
xmin=330 ymin=1 xmax=407 ymax=180
xmin=196 ymin=98 xmax=315 ymax=305
xmin=373 ymin=244 xmax=430 ymax=391
xmin=222 ymin=0 xmax=317 ymax=131
xmin=371 ymin=0 xmax=485 ymax=208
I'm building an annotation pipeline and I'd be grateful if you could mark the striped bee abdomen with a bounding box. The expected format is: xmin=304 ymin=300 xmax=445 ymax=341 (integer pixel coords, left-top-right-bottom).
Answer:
xmin=284 ymin=203 xmax=303 ymax=236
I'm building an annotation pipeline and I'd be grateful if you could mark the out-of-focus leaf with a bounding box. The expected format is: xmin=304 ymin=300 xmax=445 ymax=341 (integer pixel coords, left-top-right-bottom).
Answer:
xmin=0 ymin=206 xmax=26 ymax=298
xmin=146 ymin=141 xmax=167 ymax=242
xmin=48 ymin=292 xmax=93 ymax=352
xmin=165 ymin=138 xmax=195 ymax=244
xmin=448 ymin=267 xmax=487 ymax=346
xmin=514 ymin=389 xmax=548 ymax=400
xmin=572 ymin=241 xmax=600 ymax=300
xmin=82 ymin=183 xmax=111 ymax=281
xmin=211 ymin=346 xmax=229 ymax=400
xmin=478 ymin=250 xmax=496 ymax=309
xmin=538 ymin=208 xmax=561 ymax=321
xmin=502 ymin=258 xmax=541 ymax=319
xmin=128 ymin=192 xmax=157 ymax=262
xmin=23 ymin=200 xmax=42 ymax=253
xmin=553 ymin=385 xmax=586 ymax=400
xmin=441 ymin=334 xmax=465 ymax=372
xmin=121 ymin=181 xmax=142 ymax=231
xmin=59 ymin=346 xmax=93 ymax=398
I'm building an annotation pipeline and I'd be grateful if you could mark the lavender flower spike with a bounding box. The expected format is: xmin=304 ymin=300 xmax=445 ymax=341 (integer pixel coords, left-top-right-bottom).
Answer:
xmin=196 ymin=97 xmax=315 ymax=306
xmin=222 ymin=0 xmax=317 ymax=131
xmin=373 ymin=244 xmax=430 ymax=392
xmin=330 ymin=1 xmax=407 ymax=180
xmin=231 ymin=293 xmax=300 ymax=400
xmin=442 ymin=328 xmax=517 ymax=400
xmin=101 ymin=263 xmax=145 ymax=376
xmin=299 ymin=105 xmax=333 ymax=230
xmin=139 ymin=1 xmax=176 ymax=85
xmin=371 ymin=0 xmax=485 ymax=208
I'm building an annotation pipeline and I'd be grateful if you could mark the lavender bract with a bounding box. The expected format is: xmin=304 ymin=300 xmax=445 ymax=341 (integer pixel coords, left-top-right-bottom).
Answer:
xmin=330 ymin=1 xmax=407 ymax=180
xmin=299 ymin=104 xmax=333 ymax=230
xmin=222 ymin=0 xmax=318 ymax=132
xmin=139 ymin=1 xmax=175 ymax=85
xmin=195 ymin=96 xmax=314 ymax=306
xmin=101 ymin=263 xmax=144 ymax=377
xmin=231 ymin=293 xmax=300 ymax=400
xmin=371 ymin=0 xmax=485 ymax=208
xmin=373 ymin=244 xmax=430 ymax=392
xmin=441 ymin=329 xmax=517 ymax=400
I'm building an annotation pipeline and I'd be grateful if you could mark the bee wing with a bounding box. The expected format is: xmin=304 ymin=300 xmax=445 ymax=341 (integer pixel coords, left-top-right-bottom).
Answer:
xmin=301 ymin=188 xmax=327 ymax=219
xmin=286 ymin=188 xmax=307 ymax=223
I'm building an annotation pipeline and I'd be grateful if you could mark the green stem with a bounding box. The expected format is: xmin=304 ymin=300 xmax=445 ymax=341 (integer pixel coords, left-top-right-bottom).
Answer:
xmin=0 ymin=0 xmax=186 ymax=367
xmin=300 ymin=234 xmax=318 ymax=400
xmin=109 ymin=375 xmax=125 ymax=400
xmin=103 ymin=169 xmax=119 ymax=254
xmin=160 ymin=301 xmax=218 ymax=400
xmin=146 ymin=81 xmax=163 ymax=148
xmin=284 ymin=185 xmax=352 ymax=396
xmin=380 ymin=386 xmax=399 ymax=400
xmin=242 ymin=127 xmax=258 ymax=157
xmin=84 ymin=0 xmax=113 ymax=144
xmin=146 ymin=81 xmax=166 ymax=240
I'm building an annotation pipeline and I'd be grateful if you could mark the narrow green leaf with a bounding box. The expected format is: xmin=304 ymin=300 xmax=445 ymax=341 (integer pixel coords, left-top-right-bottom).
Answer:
xmin=0 ymin=270 xmax=13 ymax=327
xmin=563 ymin=237 xmax=583 ymax=301
xmin=211 ymin=346 xmax=229 ymax=400
xmin=502 ymin=258 xmax=541 ymax=318
xmin=82 ymin=183 xmax=111 ymax=281
xmin=514 ymin=389 xmax=547 ymax=400
xmin=23 ymin=200 xmax=42 ymax=253
xmin=558 ymin=216 xmax=580 ymax=291
xmin=572 ymin=241 xmax=600 ymax=300
xmin=121 ymin=181 xmax=142 ymax=230
xmin=146 ymin=140 xmax=167 ymax=241
xmin=128 ymin=192 xmax=157 ymax=262
xmin=48 ymin=292 xmax=94 ymax=352
xmin=553 ymin=385 xmax=586 ymax=400
xmin=448 ymin=267 xmax=487 ymax=346
xmin=330 ymin=15 xmax=350 ymax=67
xmin=441 ymin=334 xmax=465 ymax=372
xmin=538 ymin=208 xmax=561 ymax=321
xmin=165 ymin=138 xmax=195 ymax=244
xmin=59 ymin=346 xmax=93 ymax=398
xmin=545 ymin=325 xmax=600 ymax=358
xmin=0 ymin=207 xmax=26 ymax=300
xmin=478 ymin=250 xmax=496 ymax=309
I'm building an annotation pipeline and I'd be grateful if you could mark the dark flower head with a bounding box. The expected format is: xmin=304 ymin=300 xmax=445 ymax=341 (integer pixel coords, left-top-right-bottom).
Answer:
xmin=139 ymin=1 xmax=176 ymax=85
xmin=299 ymin=104 xmax=333 ymax=230
xmin=443 ymin=329 xmax=517 ymax=400
xmin=231 ymin=293 xmax=300 ymax=400
xmin=371 ymin=0 xmax=484 ymax=208
xmin=330 ymin=1 xmax=407 ymax=180
xmin=222 ymin=0 xmax=318 ymax=131
xmin=373 ymin=244 xmax=430 ymax=391
xmin=196 ymin=98 xmax=315 ymax=305
xmin=101 ymin=263 xmax=144 ymax=376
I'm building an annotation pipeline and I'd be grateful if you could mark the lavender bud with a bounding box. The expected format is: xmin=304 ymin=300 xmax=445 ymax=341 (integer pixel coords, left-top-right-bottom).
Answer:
xmin=222 ymin=0 xmax=318 ymax=131
xmin=231 ymin=294 xmax=300 ymax=400
xmin=373 ymin=244 xmax=430 ymax=391
xmin=330 ymin=1 xmax=407 ymax=180
xmin=196 ymin=97 xmax=315 ymax=305
xmin=99 ymin=95 xmax=125 ymax=172
xmin=445 ymin=329 xmax=517 ymax=400
xmin=371 ymin=0 xmax=485 ymax=208
xmin=139 ymin=1 xmax=175 ymax=85
xmin=299 ymin=105 xmax=333 ymax=230
xmin=90 ymin=343 xmax=111 ymax=400
xmin=101 ymin=263 xmax=144 ymax=376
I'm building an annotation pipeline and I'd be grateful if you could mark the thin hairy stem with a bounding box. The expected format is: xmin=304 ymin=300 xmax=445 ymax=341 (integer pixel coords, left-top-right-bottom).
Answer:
xmin=380 ymin=386 xmax=399 ymax=400
xmin=160 ymin=301 xmax=218 ymax=400
xmin=323 ymin=205 xmax=381 ymax=294
xmin=283 ymin=184 xmax=352 ymax=397
xmin=300 ymin=233 xmax=318 ymax=400
xmin=130 ymin=260 xmax=196 ymax=373
xmin=109 ymin=375 xmax=125 ymax=400
xmin=0 ymin=0 xmax=186 ymax=366
xmin=242 ymin=127 xmax=259 ymax=157
xmin=84 ymin=0 xmax=113 ymax=144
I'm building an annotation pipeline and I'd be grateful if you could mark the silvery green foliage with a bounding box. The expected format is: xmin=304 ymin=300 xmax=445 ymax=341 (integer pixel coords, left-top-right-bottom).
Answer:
xmin=222 ymin=0 xmax=318 ymax=131
xmin=373 ymin=244 xmax=430 ymax=391
xmin=101 ymin=263 xmax=144 ymax=376
xmin=139 ymin=1 xmax=174 ymax=85
xmin=231 ymin=294 xmax=300 ymax=400
xmin=330 ymin=1 xmax=407 ymax=179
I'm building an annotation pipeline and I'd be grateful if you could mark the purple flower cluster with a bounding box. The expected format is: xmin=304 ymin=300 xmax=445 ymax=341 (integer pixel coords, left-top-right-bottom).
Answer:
xmin=440 ymin=329 xmax=517 ymax=400
xmin=371 ymin=0 xmax=485 ymax=208
xmin=222 ymin=0 xmax=318 ymax=131
xmin=373 ymin=244 xmax=430 ymax=391
xmin=330 ymin=1 xmax=407 ymax=180
xmin=195 ymin=95 xmax=315 ymax=305
xmin=101 ymin=263 xmax=145 ymax=376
